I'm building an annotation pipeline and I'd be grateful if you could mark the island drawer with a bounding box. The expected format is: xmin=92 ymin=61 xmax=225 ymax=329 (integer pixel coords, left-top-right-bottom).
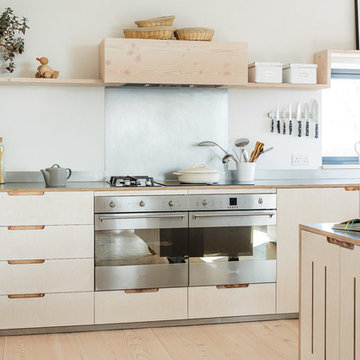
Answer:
xmin=0 ymin=259 xmax=94 ymax=294
xmin=0 ymin=225 xmax=93 ymax=260
xmin=188 ymin=283 xmax=276 ymax=319
xmin=0 ymin=292 xmax=94 ymax=329
xmin=95 ymin=287 xmax=187 ymax=324
xmin=0 ymin=191 xmax=93 ymax=226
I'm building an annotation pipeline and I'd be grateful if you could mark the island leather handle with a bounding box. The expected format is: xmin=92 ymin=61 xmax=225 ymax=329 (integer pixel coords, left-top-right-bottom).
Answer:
xmin=345 ymin=186 xmax=360 ymax=191
xmin=124 ymin=288 xmax=159 ymax=294
xmin=216 ymin=284 xmax=249 ymax=289
xmin=7 ymin=259 xmax=45 ymax=265
xmin=7 ymin=225 xmax=45 ymax=231
xmin=8 ymin=293 xmax=45 ymax=299
xmin=327 ymin=237 xmax=354 ymax=250
xmin=7 ymin=191 xmax=45 ymax=196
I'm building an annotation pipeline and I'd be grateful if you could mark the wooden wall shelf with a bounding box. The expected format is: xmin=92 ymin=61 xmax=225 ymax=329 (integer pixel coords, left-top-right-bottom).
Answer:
xmin=233 ymin=83 xmax=329 ymax=90
xmin=0 ymin=78 xmax=103 ymax=87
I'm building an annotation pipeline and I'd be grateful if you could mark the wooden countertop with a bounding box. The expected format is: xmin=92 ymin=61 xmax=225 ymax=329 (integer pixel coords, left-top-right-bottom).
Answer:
xmin=0 ymin=180 xmax=359 ymax=193
xmin=300 ymin=223 xmax=360 ymax=247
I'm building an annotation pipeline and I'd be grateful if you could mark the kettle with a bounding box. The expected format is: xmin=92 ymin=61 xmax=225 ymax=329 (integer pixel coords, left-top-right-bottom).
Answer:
xmin=41 ymin=164 xmax=72 ymax=187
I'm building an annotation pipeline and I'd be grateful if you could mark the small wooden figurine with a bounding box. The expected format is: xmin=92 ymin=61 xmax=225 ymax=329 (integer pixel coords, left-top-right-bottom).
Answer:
xmin=35 ymin=57 xmax=59 ymax=79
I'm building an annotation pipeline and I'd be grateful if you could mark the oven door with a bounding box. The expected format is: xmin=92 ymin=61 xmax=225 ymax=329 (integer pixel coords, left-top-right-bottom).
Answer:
xmin=189 ymin=210 xmax=276 ymax=287
xmin=95 ymin=212 xmax=188 ymax=291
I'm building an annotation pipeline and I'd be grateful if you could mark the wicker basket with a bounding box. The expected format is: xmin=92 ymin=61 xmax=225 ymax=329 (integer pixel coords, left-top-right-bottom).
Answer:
xmin=175 ymin=27 xmax=214 ymax=41
xmin=135 ymin=16 xmax=175 ymax=28
xmin=123 ymin=26 xmax=175 ymax=40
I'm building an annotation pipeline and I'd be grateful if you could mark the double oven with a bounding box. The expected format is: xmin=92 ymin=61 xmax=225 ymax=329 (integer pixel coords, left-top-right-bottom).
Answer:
xmin=94 ymin=194 xmax=276 ymax=291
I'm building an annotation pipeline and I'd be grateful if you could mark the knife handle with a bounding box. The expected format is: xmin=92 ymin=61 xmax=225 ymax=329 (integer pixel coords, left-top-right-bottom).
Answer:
xmin=306 ymin=122 xmax=309 ymax=136
xmin=271 ymin=118 xmax=274 ymax=133
xmin=277 ymin=120 xmax=280 ymax=134
xmin=315 ymin=124 xmax=319 ymax=139
xmin=298 ymin=121 xmax=302 ymax=137
xmin=289 ymin=120 xmax=292 ymax=135
xmin=283 ymin=121 xmax=286 ymax=135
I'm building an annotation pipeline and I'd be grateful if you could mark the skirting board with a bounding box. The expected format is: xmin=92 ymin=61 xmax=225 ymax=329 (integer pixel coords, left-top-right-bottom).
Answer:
xmin=0 ymin=313 xmax=298 ymax=336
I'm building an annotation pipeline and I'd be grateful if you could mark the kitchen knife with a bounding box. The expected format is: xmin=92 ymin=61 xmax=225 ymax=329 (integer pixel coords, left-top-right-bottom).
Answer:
xmin=312 ymin=99 xmax=319 ymax=139
xmin=288 ymin=104 xmax=293 ymax=135
xmin=304 ymin=103 xmax=310 ymax=137
xmin=296 ymin=104 xmax=302 ymax=137
xmin=275 ymin=105 xmax=280 ymax=134
xmin=271 ymin=114 xmax=274 ymax=133
xmin=282 ymin=107 xmax=286 ymax=135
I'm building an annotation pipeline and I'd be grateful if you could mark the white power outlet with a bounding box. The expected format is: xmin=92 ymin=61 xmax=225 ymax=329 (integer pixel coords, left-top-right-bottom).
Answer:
xmin=292 ymin=153 xmax=311 ymax=166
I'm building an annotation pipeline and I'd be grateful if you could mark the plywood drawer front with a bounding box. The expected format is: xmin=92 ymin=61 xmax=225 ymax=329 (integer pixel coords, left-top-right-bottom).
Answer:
xmin=0 ymin=259 xmax=94 ymax=294
xmin=0 ymin=225 xmax=93 ymax=260
xmin=188 ymin=284 xmax=276 ymax=319
xmin=95 ymin=288 xmax=187 ymax=324
xmin=0 ymin=191 xmax=93 ymax=225
xmin=0 ymin=292 xmax=94 ymax=329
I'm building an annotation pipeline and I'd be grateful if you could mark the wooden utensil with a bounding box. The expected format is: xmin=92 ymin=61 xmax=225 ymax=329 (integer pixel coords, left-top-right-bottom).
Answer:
xmin=249 ymin=141 xmax=264 ymax=162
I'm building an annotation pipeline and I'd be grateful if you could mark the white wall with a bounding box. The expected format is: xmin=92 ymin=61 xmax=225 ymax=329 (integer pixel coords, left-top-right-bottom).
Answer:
xmin=1 ymin=0 xmax=356 ymax=173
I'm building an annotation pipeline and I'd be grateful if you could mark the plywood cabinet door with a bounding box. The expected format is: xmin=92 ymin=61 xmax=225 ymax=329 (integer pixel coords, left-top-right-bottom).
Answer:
xmin=277 ymin=188 xmax=359 ymax=314
xmin=340 ymin=245 xmax=360 ymax=360
xmin=300 ymin=231 xmax=340 ymax=360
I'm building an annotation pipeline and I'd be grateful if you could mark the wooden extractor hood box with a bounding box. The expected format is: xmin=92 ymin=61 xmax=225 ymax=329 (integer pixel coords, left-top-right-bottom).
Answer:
xmin=99 ymin=38 xmax=248 ymax=87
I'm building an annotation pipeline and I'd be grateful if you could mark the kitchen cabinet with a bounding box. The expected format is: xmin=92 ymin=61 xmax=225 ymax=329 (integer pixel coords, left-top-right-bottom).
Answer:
xmin=0 ymin=190 xmax=95 ymax=329
xmin=277 ymin=187 xmax=360 ymax=314
xmin=300 ymin=225 xmax=360 ymax=360
xmin=188 ymin=284 xmax=275 ymax=319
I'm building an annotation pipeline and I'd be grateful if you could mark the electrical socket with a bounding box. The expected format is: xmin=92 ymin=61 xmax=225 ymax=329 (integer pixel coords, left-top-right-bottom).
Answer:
xmin=292 ymin=153 xmax=311 ymax=166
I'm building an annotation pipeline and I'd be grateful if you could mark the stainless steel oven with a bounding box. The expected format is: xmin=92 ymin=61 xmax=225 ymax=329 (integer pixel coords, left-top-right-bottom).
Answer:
xmin=94 ymin=193 xmax=276 ymax=291
xmin=95 ymin=196 xmax=188 ymax=291
xmin=188 ymin=194 xmax=277 ymax=287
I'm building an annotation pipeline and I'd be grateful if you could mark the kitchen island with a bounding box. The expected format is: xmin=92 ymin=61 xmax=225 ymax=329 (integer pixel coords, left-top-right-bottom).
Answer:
xmin=299 ymin=223 xmax=360 ymax=360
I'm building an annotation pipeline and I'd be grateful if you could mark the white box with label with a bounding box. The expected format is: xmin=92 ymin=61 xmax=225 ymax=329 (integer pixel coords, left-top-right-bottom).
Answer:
xmin=282 ymin=63 xmax=317 ymax=84
xmin=248 ymin=62 xmax=282 ymax=83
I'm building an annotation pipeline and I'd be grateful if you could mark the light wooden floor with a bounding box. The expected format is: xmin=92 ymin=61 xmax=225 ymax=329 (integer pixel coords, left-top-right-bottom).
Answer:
xmin=0 ymin=319 xmax=298 ymax=360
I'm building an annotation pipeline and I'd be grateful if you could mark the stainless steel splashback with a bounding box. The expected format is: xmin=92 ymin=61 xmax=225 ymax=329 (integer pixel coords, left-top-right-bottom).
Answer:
xmin=105 ymin=88 xmax=228 ymax=180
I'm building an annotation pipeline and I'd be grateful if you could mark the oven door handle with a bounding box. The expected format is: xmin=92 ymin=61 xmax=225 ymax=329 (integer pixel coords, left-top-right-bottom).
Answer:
xmin=193 ymin=212 xmax=275 ymax=219
xmin=99 ymin=214 xmax=186 ymax=222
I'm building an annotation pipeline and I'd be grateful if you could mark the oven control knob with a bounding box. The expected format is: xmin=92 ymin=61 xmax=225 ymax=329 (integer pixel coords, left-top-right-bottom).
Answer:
xmin=202 ymin=200 xmax=208 ymax=206
xmin=139 ymin=200 xmax=145 ymax=207
xmin=169 ymin=200 xmax=174 ymax=207
xmin=258 ymin=198 xmax=263 ymax=204
xmin=109 ymin=201 xmax=116 ymax=208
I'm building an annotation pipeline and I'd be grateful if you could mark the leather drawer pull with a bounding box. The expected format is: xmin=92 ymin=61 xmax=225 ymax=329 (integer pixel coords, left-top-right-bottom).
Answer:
xmin=7 ymin=191 xmax=45 ymax=196
xmin=345 ymin=186 xmax=360 ymax=191
xmin=327 ymin=237 xmax=354 ymax=250
xmin=7 ymin=225 xmax=45 ymax=231
xmin=8 ymin=293 xmax=45 ymax=299
xmin=124 ymin=288 xmax=159 ymax=294
xmin=216 ymin=284 xmax=249 ymax=289
xmin=8 ymin=259 xmax=45 ymax=265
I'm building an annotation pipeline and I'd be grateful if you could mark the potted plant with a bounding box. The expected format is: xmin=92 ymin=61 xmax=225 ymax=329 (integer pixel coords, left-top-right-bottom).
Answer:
xmin=0 ymin=7 xmax=29 ymax=73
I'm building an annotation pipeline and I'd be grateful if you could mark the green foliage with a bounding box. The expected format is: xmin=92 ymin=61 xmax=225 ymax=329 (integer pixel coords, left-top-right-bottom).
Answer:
xmin=0 ymin=7 xmax=29 ymax=73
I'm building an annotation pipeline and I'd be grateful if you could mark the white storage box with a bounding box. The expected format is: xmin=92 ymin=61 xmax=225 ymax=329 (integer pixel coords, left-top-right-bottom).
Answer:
xmin=282 ymin=63 xmax=318 ymax=84
xmin=248 ymin=62 xmax=282 ymax=83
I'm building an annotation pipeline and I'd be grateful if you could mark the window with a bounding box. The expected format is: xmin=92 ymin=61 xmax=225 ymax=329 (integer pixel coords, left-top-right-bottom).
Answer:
xmin=322 ymin=69 xmax=360 ymax=165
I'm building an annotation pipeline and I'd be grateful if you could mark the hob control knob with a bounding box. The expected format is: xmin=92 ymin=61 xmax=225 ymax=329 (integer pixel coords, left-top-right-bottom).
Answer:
xmin=169 ymin=200 xmax=174 ymax=207
xmin=139 ymin=200 xmax=145 ymax=207
xmin=258 ymin=198 xmax=263 ymax=204
xmin=109 ymin=201 xmax=116 ymax=208
xmin=202 ymin=200 xmax=208 ymax=206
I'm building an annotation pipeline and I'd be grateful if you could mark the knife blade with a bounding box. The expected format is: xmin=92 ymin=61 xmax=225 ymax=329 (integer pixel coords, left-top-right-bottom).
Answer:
xmin=282 ymin=107 xmax=286 ymax=135
xmin=312 ymin=99 xmax=319 ymax=139
xmin=275 ymin=105 xmax=280 ymax=134
xmin=296 ymin=104 xmax=302 ymax=137
xmin=288 ymin=104 xmax=293 ymax=135
xmin=304 ymin=103 xmax=310 ymax=136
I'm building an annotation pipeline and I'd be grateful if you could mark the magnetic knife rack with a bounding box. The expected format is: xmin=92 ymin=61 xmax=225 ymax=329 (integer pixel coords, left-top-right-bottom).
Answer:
xmin=267 ymin=112 xmax=315 ymax=120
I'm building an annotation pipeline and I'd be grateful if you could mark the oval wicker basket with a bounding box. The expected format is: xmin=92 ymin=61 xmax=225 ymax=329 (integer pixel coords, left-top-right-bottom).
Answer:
xmin=123 ymin=26 xmax=175 ymax=40
xmin=135 ymin=16 xmax=175 ymax=28
xmin=175 ymin=27 xmax=214 ymax=41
